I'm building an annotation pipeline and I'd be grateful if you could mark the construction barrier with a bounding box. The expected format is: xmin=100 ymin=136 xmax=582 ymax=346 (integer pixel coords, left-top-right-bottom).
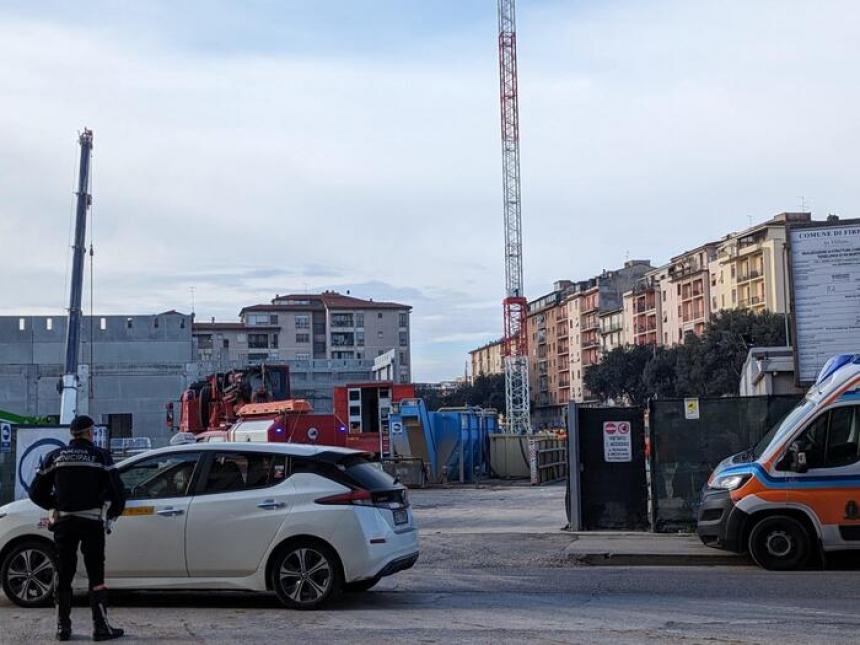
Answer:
xmin=529 ymin=435 xmax=568 ymax=485
xmin=488 ymin=433 xmax=531 ymax=479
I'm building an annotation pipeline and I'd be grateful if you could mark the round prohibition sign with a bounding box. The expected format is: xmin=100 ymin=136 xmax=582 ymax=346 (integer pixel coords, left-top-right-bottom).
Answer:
xmin=617 ymin=422 xmax=631 ymax=434
xmin=604 ymin=422 xmax=617 ymax=434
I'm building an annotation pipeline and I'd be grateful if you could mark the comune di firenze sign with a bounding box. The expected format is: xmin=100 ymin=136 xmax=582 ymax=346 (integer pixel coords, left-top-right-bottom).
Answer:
xmin=789 ymin=220 xmax=860 ymax=384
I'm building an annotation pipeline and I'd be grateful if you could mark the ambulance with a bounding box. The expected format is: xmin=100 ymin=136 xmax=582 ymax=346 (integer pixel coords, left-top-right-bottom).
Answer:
xmin=697 ymin=353 xmax=860 ymax=570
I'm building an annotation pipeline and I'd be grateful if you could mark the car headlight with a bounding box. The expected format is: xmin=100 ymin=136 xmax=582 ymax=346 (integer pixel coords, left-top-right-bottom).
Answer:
xmin=711 ymin=474 xmax=751 ymax=490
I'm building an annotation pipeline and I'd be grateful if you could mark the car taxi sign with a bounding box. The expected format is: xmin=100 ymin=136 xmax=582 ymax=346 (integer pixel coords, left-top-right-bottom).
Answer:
xmin=122 ymin=506 xmax=155 ymax=517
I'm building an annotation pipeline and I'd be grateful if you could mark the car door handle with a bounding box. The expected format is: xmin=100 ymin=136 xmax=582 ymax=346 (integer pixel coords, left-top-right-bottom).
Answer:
xmin=156 ymin=507 xmax=185 ymax=517
xmin=257 ymin=500 xmax=285 ymax=510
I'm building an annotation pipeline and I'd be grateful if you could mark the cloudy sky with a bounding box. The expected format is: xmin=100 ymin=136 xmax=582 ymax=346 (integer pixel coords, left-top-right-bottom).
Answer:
xmin=1 ymin=1 xmax=858 ymax=380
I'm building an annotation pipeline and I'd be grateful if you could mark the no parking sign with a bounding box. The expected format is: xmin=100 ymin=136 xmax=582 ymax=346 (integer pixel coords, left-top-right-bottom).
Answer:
xmin=603 ymin=421 xmax=632 ymax=463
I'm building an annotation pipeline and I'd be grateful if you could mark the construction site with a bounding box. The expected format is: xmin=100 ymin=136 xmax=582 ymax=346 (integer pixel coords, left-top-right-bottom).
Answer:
xmin=2 ymin=2 xmax=860 ymax=644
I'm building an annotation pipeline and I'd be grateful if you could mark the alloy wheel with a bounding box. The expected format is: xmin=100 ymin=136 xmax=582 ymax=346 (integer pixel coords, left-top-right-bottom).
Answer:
xmin=6 ymin=548 xmax=55 ymax=604
xmin=278 ymin=547 xmax=333 ymax=605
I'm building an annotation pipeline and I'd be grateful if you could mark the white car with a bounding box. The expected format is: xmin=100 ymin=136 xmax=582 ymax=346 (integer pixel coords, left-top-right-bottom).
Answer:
xmin=0 ymin=443 xmax=418 ymax=609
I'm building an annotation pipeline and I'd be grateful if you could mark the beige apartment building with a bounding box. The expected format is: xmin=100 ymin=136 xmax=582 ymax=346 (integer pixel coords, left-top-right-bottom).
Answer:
xmin=469 ymin=338 xmax=504 ymax=382
xmin=662 ymin=243 xmax=719 ymax=344
xmin=193 ymin=291 xmax=412 ymax=383
xmin=709 ymin=212 xmax=810 ymax=316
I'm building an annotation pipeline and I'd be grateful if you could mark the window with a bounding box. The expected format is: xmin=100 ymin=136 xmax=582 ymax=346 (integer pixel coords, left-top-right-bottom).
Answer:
xmin=270 ymin=314 xmax=279 ymax=325
xmin=248 ymin=333 xmax=269 ymax=349
xmin=296 ymin=333 xmax=310 ymax=343
xmin=349 ymin=390 xmax=360 ymax=401
xmin=18 ymin=318 xmax=25 ymax=331
xmin=295 ymin=315 xmax=310 ymax=330
xmin=272 ymin=333 xmax=279 ymax=349
xmin=331 ymin=313 xmax=354 ymax=328
xmin=201 ymin=452 xmax=287 ymax=494
xmin=377 ymin=312 xmax=383 ymax=319
xmin=662 ymin=291 xmax=666 ymax=302
xmin=797 ymin=406 xmax=860 ymax=469
xmin=349 ymin=405 xmax=361 ymax=416
xmin=331 ymin=331 xmax=355 ymax=347
xmin=248 ymin=314 xmax=270 ymax=326
xmin=248 ymin=352 xmax=268 ymax=362
xmin=356 ymin=331 xmax=365 ymax=346
xmin=197 ymin=334 xmax=213 ymax=350
xmin=825 ymin=406 xmax=860 ymax=467
xmin=399 ymin=312 xmax=408 ymax=328
xmin=46 ymin=318 xmax=52 ymax=331
xmin=355 ymin=313 xmax=364 ymax=328
xmin=153 ymin=317 xmax=159 ymax=328
xmin=223 ymin=338 xmax=229 ymax=349
xmin=732 ymin=289 xmax=737 ymax=304
xmin=119 ymin=452 xmax=200 ymax=500
xmin=127 ymin=317 xmax=133 ymax=329
xmin=377 ymin=330 xmax=384 ymax=339
xmin=100 ymin=317 xmax=107 ymax=331
xmin=296 ymin=352 xmax=310 ymax=360
xmin=332 ymin=351 xmax=355 ymax=359
xmin=399 ymin=351 xmax=406 ymax=364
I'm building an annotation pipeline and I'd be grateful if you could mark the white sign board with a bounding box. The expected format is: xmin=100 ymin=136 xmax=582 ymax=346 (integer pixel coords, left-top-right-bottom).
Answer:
xmin=603 ymin=421 xmax=632 ymax=462
xmin=684 ymin=398 xmax=700 ymax=420
xmin=14 ymin=427 xmax=69 ymax=500
xmin=790 ymin=223 xmax=860 ymax=383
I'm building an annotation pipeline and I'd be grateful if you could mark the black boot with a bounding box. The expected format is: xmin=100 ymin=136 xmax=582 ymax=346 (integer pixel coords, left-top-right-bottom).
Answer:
xmin=55 ymin=589 xmax=72 ymax=641
xmin=90 ymin=588 xmax=124 ymax=641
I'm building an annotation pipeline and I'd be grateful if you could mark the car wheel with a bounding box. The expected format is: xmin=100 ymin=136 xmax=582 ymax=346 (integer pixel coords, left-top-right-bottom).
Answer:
xmin=1 ymin=540 xmax=57 ymax=608
xmin=270 ymin=541 xmax=342 ymax=609
xmin=343 ymin=577 xmax=380 ymax=593
xmin=748 ymin=515 xmax=811 ymax=571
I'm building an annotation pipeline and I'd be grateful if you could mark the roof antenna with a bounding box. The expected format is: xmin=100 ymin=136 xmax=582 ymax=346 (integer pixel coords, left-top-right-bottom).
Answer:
xmin=190 ymin=286 xmax=196 ymax=315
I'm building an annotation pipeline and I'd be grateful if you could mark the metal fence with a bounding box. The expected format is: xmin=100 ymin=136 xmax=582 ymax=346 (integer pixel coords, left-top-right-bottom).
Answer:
xmin=648 ymin=395 xmax=801 ymax=532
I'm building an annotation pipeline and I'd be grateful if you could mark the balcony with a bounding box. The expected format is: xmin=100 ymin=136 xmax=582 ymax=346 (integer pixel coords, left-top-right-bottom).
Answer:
xmin=582 ymin=336 xmax=600 ymax=349
xmin=634 ymin=300 xmax=655 ymax=313
xmin=581 ymin=316 xmax=599 ymax=331
xmin=737 ymin=269 xmax=763 ymax=284
xmin=602 ymin=322 xmax=623 ymax=334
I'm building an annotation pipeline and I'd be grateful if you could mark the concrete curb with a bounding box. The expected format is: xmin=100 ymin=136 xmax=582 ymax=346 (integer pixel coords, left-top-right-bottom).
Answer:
xmin=566 ymin=551 xmax=750 ymax=567
xmin=563 ymin=533 xmax=751 ymax=567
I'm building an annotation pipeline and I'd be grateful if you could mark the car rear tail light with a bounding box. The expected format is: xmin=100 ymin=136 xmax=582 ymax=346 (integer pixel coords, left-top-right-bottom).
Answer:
xmin=315 ymin=489 xmax=374 ymax=507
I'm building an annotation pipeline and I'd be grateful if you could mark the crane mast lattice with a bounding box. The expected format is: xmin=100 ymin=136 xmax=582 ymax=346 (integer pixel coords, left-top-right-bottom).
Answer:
xmin=497 ymin=0 xmax=531 ymax=434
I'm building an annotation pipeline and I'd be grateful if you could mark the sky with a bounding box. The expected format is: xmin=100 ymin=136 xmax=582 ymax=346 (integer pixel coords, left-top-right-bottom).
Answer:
xmin=1 ymin=1 xmax=859 ymax=381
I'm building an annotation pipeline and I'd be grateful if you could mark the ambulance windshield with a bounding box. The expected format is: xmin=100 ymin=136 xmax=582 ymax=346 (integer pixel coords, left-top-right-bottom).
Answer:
xmin=753 ymin=399 xmax=815 ymax=459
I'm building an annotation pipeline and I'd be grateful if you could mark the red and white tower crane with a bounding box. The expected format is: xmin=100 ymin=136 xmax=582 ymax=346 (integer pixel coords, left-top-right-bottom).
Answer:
xmin=497 ymin=0 xmax=531 ymax=434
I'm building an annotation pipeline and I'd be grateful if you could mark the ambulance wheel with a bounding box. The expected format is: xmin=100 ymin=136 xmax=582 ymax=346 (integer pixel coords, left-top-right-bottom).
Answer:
xmin=748 ymin=515 xmax=810 ymax=571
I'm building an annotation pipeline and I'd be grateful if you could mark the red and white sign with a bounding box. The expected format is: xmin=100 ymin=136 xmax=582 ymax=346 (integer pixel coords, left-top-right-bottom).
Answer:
xmin=603 ymin=421 xmax=632 ymax=462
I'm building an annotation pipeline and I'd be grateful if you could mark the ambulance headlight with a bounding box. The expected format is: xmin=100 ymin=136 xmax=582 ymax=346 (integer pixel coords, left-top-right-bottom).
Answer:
xmin=712 ymin=474 xmax=751 ymax=490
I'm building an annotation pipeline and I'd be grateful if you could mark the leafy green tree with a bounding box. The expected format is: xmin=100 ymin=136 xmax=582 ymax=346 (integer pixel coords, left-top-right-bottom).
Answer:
xmin=588 ymin=310 xmax=787 ymax=404
xmin=584 ymin=344 xmax=653 ymax=406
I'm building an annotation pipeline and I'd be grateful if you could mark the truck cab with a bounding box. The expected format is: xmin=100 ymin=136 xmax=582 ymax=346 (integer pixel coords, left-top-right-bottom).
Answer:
xmin=697 ymin=353 xmax=860 ymax=569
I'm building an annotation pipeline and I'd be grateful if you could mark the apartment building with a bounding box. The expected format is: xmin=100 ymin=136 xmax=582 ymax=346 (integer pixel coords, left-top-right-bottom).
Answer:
xmin=193 ymin=291 xmax=412 ymax=383
xmin=709 ymin=212 xmax=810 ymax=316
xmin=526 ymin=281 xmax=572 ymax=414
xmin=622 ymin=265 xmax=667 ymax=347
xmin=469 ymin=338 xmax=504 ymax=382
xmin=599 ymin=307 xmax=626 ymax=352
xmin=525 ymin=262 xmax=652 ymax=418
xmin=662 ymin=243 xmax=719 ymax=343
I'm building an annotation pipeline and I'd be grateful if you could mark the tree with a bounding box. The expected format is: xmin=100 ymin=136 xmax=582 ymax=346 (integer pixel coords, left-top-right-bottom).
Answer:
xmin=584 ymin=344 xmax=653 ymax=407
xmin=416 ymin=374 xmax=506 ymax=411
xmin=588 ymin=310 xmax=787 ymax=404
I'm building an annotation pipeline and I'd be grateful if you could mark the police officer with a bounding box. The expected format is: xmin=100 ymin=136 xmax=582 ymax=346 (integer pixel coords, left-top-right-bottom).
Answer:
xmin=29 ymin=415 xmax=126 ymax=641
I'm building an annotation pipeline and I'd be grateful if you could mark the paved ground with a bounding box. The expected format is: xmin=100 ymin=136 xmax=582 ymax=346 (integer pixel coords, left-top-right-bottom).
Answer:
xmin=2 ymin=484 xmax=860 ymax=644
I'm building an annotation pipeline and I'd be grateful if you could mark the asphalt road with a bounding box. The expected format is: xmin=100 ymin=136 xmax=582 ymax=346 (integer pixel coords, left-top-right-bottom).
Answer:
xmin=2 ymin=484 xmax=860 ymax=644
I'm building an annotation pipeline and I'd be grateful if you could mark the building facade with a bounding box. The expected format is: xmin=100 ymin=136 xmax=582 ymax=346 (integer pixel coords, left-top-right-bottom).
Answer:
xmin=194 ymin=291 xmax=412 ymax=384
xmin=468 ymin=339 xmax=504 ymax=382
xmin=0 ymin=312 xmax=194 ymax=443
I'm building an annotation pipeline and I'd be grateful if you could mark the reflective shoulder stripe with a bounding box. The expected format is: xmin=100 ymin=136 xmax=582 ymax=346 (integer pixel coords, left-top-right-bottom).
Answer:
xmin=41 ymin=461 xmax=109 ymax=473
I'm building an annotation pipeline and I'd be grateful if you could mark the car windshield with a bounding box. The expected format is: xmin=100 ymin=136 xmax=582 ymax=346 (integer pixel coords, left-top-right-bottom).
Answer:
xmin=752 ymin=399 xmax=815 ymax=459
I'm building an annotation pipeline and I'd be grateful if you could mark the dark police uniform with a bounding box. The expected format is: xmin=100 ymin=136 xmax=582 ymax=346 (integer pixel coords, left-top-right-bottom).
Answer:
xmin=29 ymin=417 xmax=126 ymax=641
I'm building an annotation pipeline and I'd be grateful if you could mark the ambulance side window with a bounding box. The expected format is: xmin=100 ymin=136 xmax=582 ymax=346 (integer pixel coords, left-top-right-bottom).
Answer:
xmin=826 ymin=406 xmax=860 ymax=468
xmin=796 ymin=414 xmax=828 ymax=470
